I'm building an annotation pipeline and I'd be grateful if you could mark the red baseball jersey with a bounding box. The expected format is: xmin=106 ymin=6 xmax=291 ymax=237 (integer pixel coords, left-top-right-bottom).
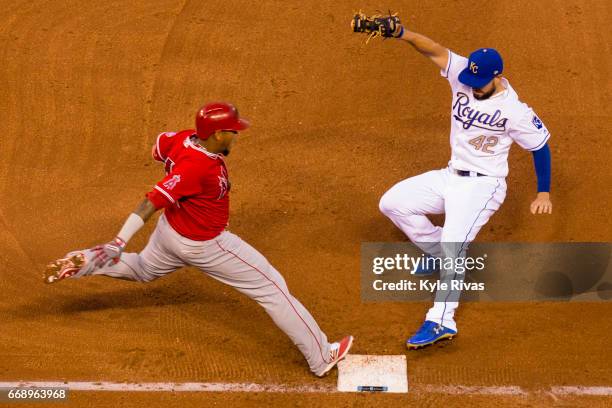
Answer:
xmin=146 ymin=129 xmax=230 ymax=241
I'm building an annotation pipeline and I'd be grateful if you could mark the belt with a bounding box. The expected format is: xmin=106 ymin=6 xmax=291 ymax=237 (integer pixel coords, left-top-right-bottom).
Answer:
xmin=453 ymin=168 xmax=487 ymax=177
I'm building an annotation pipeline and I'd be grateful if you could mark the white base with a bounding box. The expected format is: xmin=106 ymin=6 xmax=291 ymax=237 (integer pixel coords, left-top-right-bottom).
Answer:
xmin=337 ymin=354 xmax=408 ymax=393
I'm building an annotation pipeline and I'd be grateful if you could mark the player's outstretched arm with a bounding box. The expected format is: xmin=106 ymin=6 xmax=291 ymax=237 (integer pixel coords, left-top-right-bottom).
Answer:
xmin=351 ymin=13 xmax=448 ymax=69
xmin=397 ymin=29 xmax=449 ymax=71
xmin=92 ymin=198 xmax=158 ymax=266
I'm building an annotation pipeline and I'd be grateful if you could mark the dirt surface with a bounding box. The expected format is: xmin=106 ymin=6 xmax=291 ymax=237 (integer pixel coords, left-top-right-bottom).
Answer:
xmin=11 ymin=392 xmax=612 ymax=408
xmin=0 ymin=0 xmax=611 ymax=406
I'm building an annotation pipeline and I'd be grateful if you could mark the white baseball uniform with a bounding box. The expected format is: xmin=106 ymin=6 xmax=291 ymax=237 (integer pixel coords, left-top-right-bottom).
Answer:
xmin=379 ymin=50 xmax=551 ymax=331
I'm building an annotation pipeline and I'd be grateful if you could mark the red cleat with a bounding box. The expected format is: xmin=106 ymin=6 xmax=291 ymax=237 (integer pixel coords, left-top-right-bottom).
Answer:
xmin=316 ymin=335 xmax=354 ymax=377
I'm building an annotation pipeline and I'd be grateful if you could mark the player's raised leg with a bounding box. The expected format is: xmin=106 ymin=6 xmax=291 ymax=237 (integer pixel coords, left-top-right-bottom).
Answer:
xmin=183 ymin=230 xmax=352 ymax=377
xmin=379 ymin=168 xmax=449 ymax=258
xmin=408 ymin=176 xmax=507 ymax=348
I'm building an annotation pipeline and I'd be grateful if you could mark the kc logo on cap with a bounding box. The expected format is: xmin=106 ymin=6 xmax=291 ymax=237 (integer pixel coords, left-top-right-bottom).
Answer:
xmin=458 ymin=48 xmax=504 ymax=88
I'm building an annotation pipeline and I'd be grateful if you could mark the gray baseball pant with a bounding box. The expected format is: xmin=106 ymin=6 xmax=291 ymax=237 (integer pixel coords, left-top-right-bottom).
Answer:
xmin=75 ymin=214 xmax=332 ymax=375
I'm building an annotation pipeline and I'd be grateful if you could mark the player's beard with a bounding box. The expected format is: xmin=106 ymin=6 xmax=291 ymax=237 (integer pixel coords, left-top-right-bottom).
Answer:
xmin=222 ymin=149 xmax=230 ymax=156
xmin=473 ymin=86 xmax=496 ymax=100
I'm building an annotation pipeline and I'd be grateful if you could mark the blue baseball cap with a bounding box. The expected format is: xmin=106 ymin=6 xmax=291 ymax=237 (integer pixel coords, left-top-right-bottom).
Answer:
xmin=458 ymin=48 xmax=504 ymax=88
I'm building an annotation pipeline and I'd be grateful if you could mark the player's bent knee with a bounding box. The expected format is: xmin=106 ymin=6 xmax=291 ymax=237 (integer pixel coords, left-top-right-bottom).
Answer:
xmin=378 ymin=192 xmax=398 ymax=216
xmin=379 ymin=190 xmax=422 ymax=217
xmin=137 ymin=266 xmax=162 ymax=283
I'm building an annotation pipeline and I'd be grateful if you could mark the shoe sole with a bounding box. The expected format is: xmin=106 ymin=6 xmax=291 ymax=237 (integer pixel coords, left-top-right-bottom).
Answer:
xmin=43 ymin=253 xmax=85 ymax=284
xmin=317 ymin=336 xmax=354 ymax=377
xmin=406 ymin=333 xmax=455 ymax=350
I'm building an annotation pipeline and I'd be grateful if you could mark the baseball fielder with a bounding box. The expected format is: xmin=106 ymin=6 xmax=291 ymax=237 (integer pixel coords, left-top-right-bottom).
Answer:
xmin=44 ymin=102 xmax=353 ymax=377
xmin=353 ymin=14 xmax=553 ymax=347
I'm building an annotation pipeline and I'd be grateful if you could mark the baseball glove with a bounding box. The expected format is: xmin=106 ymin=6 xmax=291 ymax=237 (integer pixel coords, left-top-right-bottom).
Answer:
xmin=351 ymin=11 xmax=404 ymax=43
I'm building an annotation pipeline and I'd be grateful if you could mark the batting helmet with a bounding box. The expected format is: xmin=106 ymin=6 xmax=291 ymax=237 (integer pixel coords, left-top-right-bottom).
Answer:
xmin=195 ymin=102 xmax=250 ymax=140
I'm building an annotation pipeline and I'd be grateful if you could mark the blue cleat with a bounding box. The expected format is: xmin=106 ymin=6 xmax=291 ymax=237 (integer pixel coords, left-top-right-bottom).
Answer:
xmin=406 ymin=320 xmax=457 ymax=349
xmin=412 ymin=255 xmax=440 ymax=276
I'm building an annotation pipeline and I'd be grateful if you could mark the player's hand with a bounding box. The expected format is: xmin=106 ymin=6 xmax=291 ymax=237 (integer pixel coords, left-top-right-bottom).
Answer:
xmin=92 ymin=237 xmax=126 ymax=267
xmin=530 ymin=192 xmax=552 ymax=215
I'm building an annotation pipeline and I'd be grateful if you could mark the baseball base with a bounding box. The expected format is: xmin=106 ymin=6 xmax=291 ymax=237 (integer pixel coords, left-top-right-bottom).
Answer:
xmin=337 ymin=354 xmax=408 ymax=393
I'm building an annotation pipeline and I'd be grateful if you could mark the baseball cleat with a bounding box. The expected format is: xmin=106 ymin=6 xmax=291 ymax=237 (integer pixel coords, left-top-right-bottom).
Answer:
xmin=316 ymin=335 xmax=354 ymax=377
xmin=412 ymin=255 xmax=440 ymax=276
xmin=43 ymin=252 xmax=86 ymax=284
xmin=406 ymin=320 xmax=456 ymax=349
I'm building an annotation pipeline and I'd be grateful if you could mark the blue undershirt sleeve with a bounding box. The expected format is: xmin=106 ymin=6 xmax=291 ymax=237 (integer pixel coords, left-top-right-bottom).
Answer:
xmin=531 ymin=143 xmax=551 ymax=192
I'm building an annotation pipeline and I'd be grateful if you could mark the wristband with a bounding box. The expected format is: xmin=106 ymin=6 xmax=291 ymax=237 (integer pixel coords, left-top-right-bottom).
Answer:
xmin=112 ymin=236 xmax=126 ymax=248
xmin=116 ymin=213 xmax=145 ymax=243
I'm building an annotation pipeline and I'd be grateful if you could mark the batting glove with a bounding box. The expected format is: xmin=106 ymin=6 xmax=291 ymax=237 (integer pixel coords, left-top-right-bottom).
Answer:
xmin=92 ymin=237 xmax=126 ymax=267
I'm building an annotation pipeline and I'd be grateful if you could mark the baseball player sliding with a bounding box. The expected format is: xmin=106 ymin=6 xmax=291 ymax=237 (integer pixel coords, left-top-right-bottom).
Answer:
xmin=44 ymin=102 xmax=353 ymax=377
xmin=353 ymin=14 xmax=553 ymax=347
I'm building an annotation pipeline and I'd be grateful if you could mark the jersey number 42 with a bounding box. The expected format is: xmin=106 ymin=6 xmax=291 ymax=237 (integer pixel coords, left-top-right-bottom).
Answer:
xmin=468 ymin=135 xmax=498 ymax=154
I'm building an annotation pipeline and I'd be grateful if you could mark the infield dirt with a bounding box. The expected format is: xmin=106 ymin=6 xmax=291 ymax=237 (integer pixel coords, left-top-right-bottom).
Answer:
xmin=1 ymin=0 xmax=610 ymax=406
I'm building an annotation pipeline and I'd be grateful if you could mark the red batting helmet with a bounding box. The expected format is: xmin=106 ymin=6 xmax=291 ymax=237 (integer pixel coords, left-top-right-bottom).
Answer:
xmin=195 ymin=102 xmax=250 ymax=140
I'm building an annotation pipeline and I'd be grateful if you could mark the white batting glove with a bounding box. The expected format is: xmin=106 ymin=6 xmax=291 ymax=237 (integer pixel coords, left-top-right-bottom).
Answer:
xmin=92 ymin=237 xmax=126 ymax=267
